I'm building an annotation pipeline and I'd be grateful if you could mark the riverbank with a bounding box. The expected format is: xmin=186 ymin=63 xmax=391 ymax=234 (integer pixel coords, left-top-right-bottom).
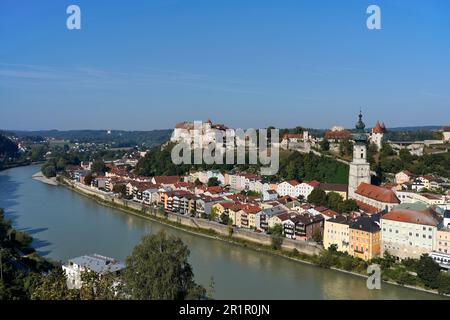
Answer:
xmin=32 ymin=171 xmax=58 ymax=186
xmin=56 ymin=176 xmax=447 ymax=298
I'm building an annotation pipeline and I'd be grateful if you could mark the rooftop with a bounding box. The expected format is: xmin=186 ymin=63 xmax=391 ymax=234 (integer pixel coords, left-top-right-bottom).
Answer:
xmin=356 ymin=183 xmax=400 ymax=204
xmin=381 ymin=209 xmax=440 ymax=227
xmin=67 ymin=254 xmax=125 ymax=274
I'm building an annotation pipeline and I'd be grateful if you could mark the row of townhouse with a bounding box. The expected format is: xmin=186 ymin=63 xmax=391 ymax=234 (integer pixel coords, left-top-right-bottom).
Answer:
xmin=324 ymin=215 xmax=381 ymax=261
xmin=324 ymin=204 xmax=450 ymax=264
xmin=276 ymin=180 xmax=349 ymax=201
xmin=395 ymin=170 xmax=449 ymax=192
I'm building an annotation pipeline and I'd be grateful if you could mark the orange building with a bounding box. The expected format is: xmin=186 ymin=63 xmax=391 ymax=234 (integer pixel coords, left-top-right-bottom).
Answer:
xmin=349 ymin=216 xmax=381 ymax=261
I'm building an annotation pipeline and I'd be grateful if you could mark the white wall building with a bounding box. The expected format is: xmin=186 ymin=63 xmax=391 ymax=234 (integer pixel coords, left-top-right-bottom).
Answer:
xmin=62 ymin=254 xmax=125 ymax=289
xmin=381 ymin=209 xmax=440 ymax=260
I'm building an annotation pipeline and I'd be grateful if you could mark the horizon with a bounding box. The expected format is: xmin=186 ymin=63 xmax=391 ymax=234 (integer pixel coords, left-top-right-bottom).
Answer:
xmin=1 ymin=0 xmax=450 ymax=130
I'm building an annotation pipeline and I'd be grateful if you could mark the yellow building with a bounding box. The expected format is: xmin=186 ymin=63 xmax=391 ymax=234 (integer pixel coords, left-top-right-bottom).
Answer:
xmin=323 ymin=216 xmax=350 ymax=253
xmin=349 ymin=217 xmax=381 ymax=261
xmin=236 ymin=205 xmax=261 ymax=229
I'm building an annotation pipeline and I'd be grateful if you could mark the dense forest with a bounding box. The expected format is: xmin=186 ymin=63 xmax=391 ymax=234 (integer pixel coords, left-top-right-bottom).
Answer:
xmin=135 ymin=144 xmax=349 ymax=184
xmin=0 ymin=133 xmax=18 ymax=158
xmin=8 ymin=129 xmax=172 ymax=148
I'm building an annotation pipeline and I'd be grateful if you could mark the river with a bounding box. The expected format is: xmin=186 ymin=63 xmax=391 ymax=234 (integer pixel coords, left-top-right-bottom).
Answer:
xmin=0 ymin=165 xmax=443 ymax=299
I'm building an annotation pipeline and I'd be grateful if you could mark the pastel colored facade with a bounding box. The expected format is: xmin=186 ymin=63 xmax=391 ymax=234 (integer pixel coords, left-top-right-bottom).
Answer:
xmin=353 ymin=182 xmax=400 ymax=212
xmin=395 ymin=170 xmax=413 ymax=185
xmin=434 ymin=229 xmax=450 ymax=254
xmin=381 ymin=209 xmax=440 ymax=260
xmin=235 ymin=205 xmax=261 ymax=229
xmin=349 ymin=217 xmax=381 ymax=261
xmin=323 ymin=216 xmax=350 ymax=253
xmin=255 ymin=205 xmax=288 ymax=231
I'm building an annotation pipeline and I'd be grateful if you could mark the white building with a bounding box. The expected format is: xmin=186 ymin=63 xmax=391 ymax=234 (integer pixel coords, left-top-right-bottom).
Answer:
xmin=62 ymin=254 xmax=125 ymax=289
xmin=442 ymin=126 xmax=450 ymax=142
xmin=381 ymin=209 xmax=440 ymax=260
xmin=262 ymin=189 xmax=278 ymax=201
xmin=277 ymin=180 xmax=301 ymax=198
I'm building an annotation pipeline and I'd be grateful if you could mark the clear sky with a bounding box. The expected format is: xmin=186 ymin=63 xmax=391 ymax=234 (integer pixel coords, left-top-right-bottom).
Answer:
xmin=1 ymin=0 xmax=449 ymax=131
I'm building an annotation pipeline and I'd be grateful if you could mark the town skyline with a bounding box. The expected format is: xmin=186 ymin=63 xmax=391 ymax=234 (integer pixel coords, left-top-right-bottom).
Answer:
xmin=1 ymin=0 xmax=449 ymax=131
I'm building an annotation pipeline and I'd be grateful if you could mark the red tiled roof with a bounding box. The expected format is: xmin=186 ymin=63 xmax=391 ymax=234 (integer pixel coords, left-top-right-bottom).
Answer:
xmin=287 ymin=180 xmax=300 ymax=186
xmin=355 ymin=183 xmax=400 ymax=204
xmin=321 ymin=209 xmax=340 ymax=219
xmin=356 ymin=200 xmax=380 ymax=214
xmin=382 ymin=209 xmax=440 ymax=227
xmin=305 ymin=180 xmax=321 ymax=188
xmin=205 ymin=186 xmax=223 ymax=194
xmin=372 ymin=120 xmax=387 ymax=134
xmin=283 ymin=133 xmax=303 ymax=140
xmin=240 ymin=204 xmax=262 ymax=214
xmin=324 ymin=130 xmax=351 ymax=140
xmin=153 ymin=176 xmax=180 ymax=184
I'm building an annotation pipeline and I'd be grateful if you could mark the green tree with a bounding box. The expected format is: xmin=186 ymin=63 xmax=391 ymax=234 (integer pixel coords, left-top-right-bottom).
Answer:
xmin=312 ymin=229 xmax=323 ymax=244
xmin=91 ymin=160 xmax=106 ymax=175
xmin=416 ymin=254 xmax=441 ymax=289
xmin=207 ymin=177 xmax=220 ymax=187
xmin=31 ymin=145 xmax=47 ymax=161
xmin=271 ymin=234 xmax=283 ymax=250
xmin=113 ymin=184 xmax=127 ymax=197
xmin=79 ymin=271 xmax=118 ymax=300
xmin=326 ymin=192 xmax=343 ymax=212
xmin=84 ymin=174 xmax=93 ymax=186
xmin=339 ymin=139 xmax=353 ymax=158
xmin=32 ymin=268 xmax=79 ymax=300
xmin=319 ymin=138 xmax=330 ymax=152
xmin=307 ymin=189 xmax=327 ymax=206
xmin=220 ymin=213 xmax=231 ymax=225
xmin=122 ymin=231 xmax=205 ymax=300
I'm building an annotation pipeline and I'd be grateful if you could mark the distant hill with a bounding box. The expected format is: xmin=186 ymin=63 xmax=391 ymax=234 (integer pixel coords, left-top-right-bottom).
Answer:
xmin=6 ymin=129 xmax=172 ymax=148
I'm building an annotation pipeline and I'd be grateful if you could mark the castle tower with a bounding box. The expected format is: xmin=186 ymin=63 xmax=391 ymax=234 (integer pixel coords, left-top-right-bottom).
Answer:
xmin=370 ymin=120 xmax=386 ymax=150
xmin=348 ymin=112 xmax=371 ymax=199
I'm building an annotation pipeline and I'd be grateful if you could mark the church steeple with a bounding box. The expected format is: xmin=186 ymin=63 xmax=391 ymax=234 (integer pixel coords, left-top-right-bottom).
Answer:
xmin=348 ymin=110 xmax=371 ymax=199
xmin=353 ymin=110 xmax=367 ymax=143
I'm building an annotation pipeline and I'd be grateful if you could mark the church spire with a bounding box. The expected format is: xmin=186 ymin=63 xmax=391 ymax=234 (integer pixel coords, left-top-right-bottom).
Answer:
xmin=353 ymin=110 xmax=367 ymax=143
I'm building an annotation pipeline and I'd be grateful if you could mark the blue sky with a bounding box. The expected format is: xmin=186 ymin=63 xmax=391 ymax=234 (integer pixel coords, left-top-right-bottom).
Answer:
xmin=1 ymin=0 xmax=449 ymax=130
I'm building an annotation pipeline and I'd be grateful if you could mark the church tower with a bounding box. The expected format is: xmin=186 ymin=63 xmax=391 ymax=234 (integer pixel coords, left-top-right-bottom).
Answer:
xmin=348 ymin=111 xmax=371 ymax=199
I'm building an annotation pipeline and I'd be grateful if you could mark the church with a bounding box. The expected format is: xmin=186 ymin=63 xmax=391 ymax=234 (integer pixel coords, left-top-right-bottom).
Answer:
xmin=348 ymin=112 xmax=399 ymax=213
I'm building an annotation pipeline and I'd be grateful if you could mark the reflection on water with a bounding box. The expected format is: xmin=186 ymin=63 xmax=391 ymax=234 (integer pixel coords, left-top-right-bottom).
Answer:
xmin=0 ymin=165 xmax=445 ymax=300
